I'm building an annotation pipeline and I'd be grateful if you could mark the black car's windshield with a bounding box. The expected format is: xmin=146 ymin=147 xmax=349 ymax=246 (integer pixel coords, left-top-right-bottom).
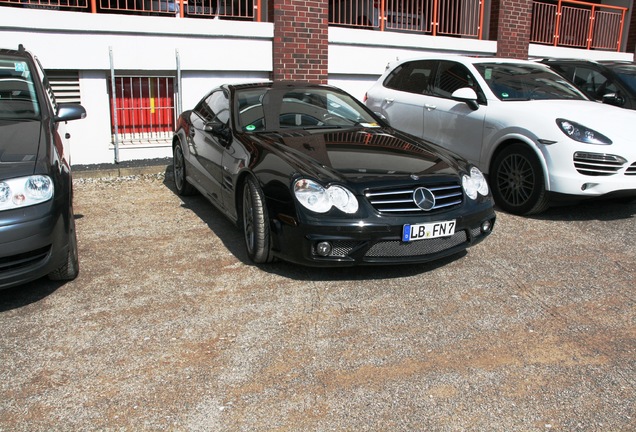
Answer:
xmin=0 ymin=57 xmax=40 ymax=120
xmin=475 ymin=63 xmax=587 ymax=101
xmin=610 ymin=64 xmax=636 ymax=94
xmin=236 ymin=86 xmax=379 ymax=132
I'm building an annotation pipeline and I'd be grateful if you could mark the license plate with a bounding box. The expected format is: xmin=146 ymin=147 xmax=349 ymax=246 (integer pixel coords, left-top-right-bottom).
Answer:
xmin=402 ymin=220 xmax=456 ymax=242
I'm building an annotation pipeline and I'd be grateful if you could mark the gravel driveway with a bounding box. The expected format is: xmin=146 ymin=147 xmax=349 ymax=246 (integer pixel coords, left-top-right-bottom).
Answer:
xmin=1 ymin=167 xmax=634 ymax=431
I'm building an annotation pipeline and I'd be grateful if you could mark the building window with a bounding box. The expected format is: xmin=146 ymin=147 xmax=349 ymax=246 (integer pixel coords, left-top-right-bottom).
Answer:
xmin=109 ymin=76 xmax=175 ymax=146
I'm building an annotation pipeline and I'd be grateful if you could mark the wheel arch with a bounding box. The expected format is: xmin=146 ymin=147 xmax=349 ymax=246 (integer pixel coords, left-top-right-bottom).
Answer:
xmin=487 ymin=135 xmax=551 ymax=191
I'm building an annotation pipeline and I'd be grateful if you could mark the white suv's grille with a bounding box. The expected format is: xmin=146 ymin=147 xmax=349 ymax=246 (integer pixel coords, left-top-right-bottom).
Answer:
xmin=573 ymin=152 xmax=626 ymax=176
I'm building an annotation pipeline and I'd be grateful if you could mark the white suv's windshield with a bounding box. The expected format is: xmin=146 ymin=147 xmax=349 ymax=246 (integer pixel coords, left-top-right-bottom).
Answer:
xmin=475 ymin=63 xmax=587 ymax=101
xmin=0 ymin=57 xmax=40 ymax=120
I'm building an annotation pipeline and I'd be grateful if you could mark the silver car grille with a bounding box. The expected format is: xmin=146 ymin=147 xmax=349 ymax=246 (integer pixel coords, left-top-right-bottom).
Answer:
xmin=573 ymin=152 xmax=626 ymax=176
xmin=365 ymin=182 xmax=463 ymax=214
xmin=627 ymin=162 xmax=636 ymax=176
xmin=365 ymin=231 xmax=467 ymax=257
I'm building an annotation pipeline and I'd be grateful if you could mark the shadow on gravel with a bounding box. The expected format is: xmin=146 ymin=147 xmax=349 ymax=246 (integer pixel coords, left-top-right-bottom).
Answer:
xmin=0 ymin=279 xmax=63 ymax=312
xmin=162 ymin=168 xmax=467 ymax=281
xmin=529 ymin=198 xmax=636 ymax=222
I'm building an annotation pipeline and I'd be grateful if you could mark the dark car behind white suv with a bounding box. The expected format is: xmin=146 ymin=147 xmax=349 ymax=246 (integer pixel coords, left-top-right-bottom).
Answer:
xmin=0 ymin=45 xmax=86 ymax=289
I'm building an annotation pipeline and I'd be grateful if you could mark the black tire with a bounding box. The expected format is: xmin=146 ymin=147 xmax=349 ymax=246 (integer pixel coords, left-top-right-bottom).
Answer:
xmin=173 ymin=142 xmax=197 ymax=196
xmin=49 ymin=213 xmax=79 ymax=281
xmin=242 ymin=177 xmax=274 ymax=264
xmin=491 ymin=143 xmax=550 ymax=215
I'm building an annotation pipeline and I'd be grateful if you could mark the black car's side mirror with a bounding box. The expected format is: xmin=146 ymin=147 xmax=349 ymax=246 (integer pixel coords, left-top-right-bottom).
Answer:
xmin=602 ymin=92 xmax=625 ymax=107
xmin=451 ymin=87 xmax=479 ymax=111
xmin=205 ymin=119 xmax=232 ymax=146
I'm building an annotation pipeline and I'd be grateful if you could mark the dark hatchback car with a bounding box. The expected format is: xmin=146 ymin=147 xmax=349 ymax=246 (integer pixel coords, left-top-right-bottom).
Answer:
xmin=0 ymin=45 xmax=86 ymax=289
xmin=172 ymin=81 xmax=495 ymax=266
xmin=540 ymin=58 xmax=636 ymax=109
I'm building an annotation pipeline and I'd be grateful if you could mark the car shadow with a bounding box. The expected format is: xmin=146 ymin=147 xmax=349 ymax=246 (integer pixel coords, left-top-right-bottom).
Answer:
xmin=525 ymin=197 xmax=636 ymax=222
xmin=0 ymin=279 xmax=63 ymax=312
xmin=162 ymin=166 xmax=467 ymax=281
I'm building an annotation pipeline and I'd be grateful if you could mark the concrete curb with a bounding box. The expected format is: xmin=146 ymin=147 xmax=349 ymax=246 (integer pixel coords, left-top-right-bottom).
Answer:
xmin=72 ymin=158 xmax=171 ymax=179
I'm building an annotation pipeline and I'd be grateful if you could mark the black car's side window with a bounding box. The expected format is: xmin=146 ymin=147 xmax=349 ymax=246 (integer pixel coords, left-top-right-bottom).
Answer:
xmin=572 ymin=66 xmax=617 ymax=99
xmin=432 ymin=61 xmax=483 ymax=102
xmin=197 ymin=90 xmax=230 ymax=125
xmin=383 ymin=60 xmax=434 ymax=95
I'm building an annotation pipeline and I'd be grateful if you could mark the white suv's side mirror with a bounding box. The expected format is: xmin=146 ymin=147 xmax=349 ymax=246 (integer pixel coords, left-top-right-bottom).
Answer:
xmin=451 ymin=87 xmax=479 ymax=111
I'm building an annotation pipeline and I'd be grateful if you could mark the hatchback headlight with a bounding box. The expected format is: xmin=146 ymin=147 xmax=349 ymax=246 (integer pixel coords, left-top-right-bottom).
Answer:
xmin=556 ymin=119 xmax=612 ymax=145
xmin=294 ymin=179 xmax=359 ymax=214
xmin=0 ymin=175 xmax=54 ymax=211
xmin=462 ymin=167 xmax=489 ymax=200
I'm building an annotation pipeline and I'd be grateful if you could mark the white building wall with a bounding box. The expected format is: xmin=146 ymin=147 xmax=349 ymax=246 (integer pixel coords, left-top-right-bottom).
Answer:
xmin=1 ymin=7 xmax=633 ymax=165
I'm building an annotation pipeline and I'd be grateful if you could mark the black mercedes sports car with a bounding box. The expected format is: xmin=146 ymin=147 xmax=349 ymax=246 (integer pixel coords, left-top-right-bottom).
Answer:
xmin=172 ymin=81 xmax=495 ymax=266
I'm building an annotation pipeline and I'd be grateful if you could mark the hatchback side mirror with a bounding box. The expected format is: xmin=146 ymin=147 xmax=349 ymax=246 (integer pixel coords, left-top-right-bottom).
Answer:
xmin=55 ymin=103 xmax=86 ymax=122
xmin=451 ymin=87 xmax=479 ymax=111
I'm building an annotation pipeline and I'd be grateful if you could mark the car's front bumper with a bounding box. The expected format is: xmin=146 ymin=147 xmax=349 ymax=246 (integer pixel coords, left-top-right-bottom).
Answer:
xmin=0 ymin=200 xmax=69 ymax=290
xmin=542 ymin=143 xmax=636 ymax=198
xmin=268 ymin=204 xmax=496 ymax=267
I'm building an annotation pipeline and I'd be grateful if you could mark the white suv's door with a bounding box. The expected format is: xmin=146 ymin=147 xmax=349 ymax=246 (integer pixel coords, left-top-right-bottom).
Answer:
xmin=422 ymin=60 xmax=487 ymax=167
xmin=368 ymin=60 xmax=436 ymax=139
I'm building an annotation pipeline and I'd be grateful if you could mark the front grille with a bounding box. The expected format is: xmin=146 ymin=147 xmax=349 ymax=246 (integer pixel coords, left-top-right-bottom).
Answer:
xmin=573 ymin=152 xmax=626 ymax=176
xmin=365 ymin=182 xmax=463 ymax=214
xmin=365 ymin=230 xmax=467 ymax=257
xmin=0 ymin=246 xmax=50 ymax=274
xmin=627 ymin=162 xmax=636 ymax=176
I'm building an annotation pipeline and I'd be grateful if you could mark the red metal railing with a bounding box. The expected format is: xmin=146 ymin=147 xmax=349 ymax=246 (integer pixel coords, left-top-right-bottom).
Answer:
xmin=328 ymin=0 xmax=484 ymax=39
xmin=530 ymin=0 xmax=627 ymax=51
xmin=0 ymin=0 xmax=259 ymax=18
xmin=1 ymin=0 xmax=627 ymax=50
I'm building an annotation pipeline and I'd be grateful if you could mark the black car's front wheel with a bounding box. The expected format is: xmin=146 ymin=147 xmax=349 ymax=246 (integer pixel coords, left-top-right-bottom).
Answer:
xmin=242 ymin=177 xmax=274 ymax=264
xmin=491 ymin=143 xmax=550 ymax=215
xmin=173 ymin=142 xmax=196 ymax=196
xmin=49 ymin=211 xmax=79 ymax=281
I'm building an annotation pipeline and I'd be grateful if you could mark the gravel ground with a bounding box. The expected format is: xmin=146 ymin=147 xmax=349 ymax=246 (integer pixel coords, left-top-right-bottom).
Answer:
xmin=0 ymin=168 xmax=634 ymax=431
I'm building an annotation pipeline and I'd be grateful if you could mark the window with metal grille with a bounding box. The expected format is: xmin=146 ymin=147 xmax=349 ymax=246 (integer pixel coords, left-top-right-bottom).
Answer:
xmin=109 ymin=76 xmax=175 ymax=146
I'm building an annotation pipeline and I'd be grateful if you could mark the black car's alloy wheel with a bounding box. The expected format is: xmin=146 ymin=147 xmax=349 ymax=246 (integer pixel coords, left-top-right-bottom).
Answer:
xmin=173 ymin=142 xmax=196 ymax=196
xmin=242 ymin=177 xmax=274 ymax=264
xmin=491 ymin=144 xmax=549 ymax=215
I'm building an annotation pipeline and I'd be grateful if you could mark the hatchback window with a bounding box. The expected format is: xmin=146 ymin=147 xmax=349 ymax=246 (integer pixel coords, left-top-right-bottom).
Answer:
xmin=0 ymin=58 xmax=40 ymax=119
xmin=475 ymin=63 xmax=586 ymax=101
xmin=611 ymin=64 xmax=636 ymax=94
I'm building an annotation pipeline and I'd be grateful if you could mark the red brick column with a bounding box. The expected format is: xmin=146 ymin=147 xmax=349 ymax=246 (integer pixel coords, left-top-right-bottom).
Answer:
xmin=271 ymin=0 xmax=329 ymax=83
xmin=495 ymin=0 xmax=533 ymax=59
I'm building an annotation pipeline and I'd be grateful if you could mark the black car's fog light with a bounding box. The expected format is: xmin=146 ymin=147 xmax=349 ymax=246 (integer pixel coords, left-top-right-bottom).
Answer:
xmin=481 ymin=220 xmax=493 ymax=233
xmin=315 ymin=241 xmax=332 ymax=257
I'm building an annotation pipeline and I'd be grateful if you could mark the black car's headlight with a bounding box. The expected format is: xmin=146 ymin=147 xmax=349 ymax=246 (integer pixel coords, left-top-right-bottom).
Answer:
xmin=0 ymin=175 xmax=54 ymax=211
xmin=556 ymin=119 xmax=612 ymax=145
xmin=294 ymin=179 xmax=359 ymax=214
xmin=462 ymin=167 xmax=489 ymax=200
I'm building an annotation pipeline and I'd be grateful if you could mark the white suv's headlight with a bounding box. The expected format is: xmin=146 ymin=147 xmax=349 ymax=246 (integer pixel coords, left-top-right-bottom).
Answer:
xmin=294 ymin=179 xmax=359 ymax=214
xmin=0 ymin=175 xmax=54 ymax=211
xmin=462 ymin=167 xmax=489 ymax=200
xmin=556 ymin=118 xmax=612 ymax=145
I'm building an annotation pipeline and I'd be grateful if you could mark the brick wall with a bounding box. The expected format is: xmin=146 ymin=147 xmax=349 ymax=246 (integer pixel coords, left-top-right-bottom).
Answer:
xmin=271 ymin=0 xmax=328 ymax=83
xmin=495 ymin=0 xmax=533 ymax=59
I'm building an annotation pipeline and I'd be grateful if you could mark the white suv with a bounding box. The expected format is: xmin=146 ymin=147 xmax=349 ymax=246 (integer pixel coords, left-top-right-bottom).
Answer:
xmin=365 ymin=55 xmax=636 ymax=215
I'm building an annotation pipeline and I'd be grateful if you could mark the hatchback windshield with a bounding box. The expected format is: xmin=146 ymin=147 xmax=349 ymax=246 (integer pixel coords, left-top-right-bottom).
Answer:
xmin=0 ymin=56 xmax=40 ymax=119
xmin=237 ymin=87 xmax=378 ymax=132
xmin=475 ymin=63 xmax=587 ymax=101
